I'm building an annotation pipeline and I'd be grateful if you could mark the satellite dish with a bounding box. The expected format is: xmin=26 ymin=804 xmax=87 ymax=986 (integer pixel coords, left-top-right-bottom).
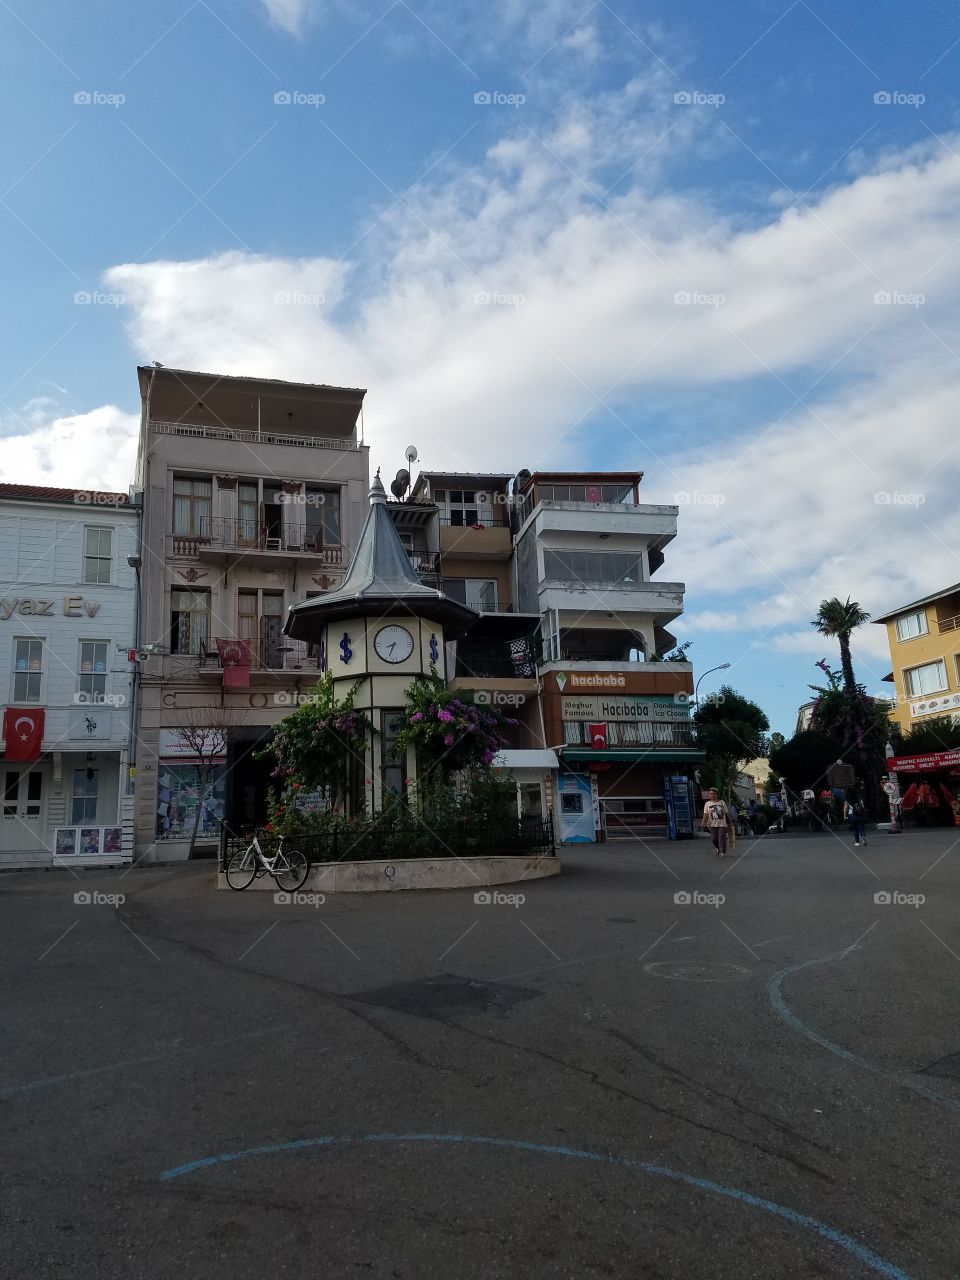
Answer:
xmin=405 ymin=445 xmax=418 ymax=463
xmin=391 ymin=468 xmax=410 ymax=499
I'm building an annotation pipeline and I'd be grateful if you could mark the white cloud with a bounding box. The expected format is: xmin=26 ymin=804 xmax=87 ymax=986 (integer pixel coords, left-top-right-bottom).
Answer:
xmin=262 ymin=0 xmax=315 ymax=37
xmin=0 ymin=405 xmax=138 ymax=491
xmin=90 ymin=80 xmax=960 ymax=695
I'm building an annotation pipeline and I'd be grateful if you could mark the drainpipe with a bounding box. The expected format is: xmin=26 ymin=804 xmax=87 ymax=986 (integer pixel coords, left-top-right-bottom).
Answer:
xmin=126 ymin=365 xmax=156 ymax=792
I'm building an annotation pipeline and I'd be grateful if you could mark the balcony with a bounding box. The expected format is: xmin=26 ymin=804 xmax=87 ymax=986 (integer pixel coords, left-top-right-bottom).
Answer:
xmin=197 ymin=638 xmax=324 ymax=682
xmin=455 ymin=636 xmax=540 ymax=680
xmin=439 ymin=513 xmax=512 ymax=561
xmin=168 ymin=519 xmax=344 ymax=568
xmin=937 ymin=613 xmax=960 ymax=633
xmin=151 ymin=419 xmax=362 ymax=452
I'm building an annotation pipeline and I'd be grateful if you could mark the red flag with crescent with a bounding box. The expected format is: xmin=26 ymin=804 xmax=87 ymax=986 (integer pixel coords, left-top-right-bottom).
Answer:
xmin=3 ymin=707 xmax=44 ymax=761
xmin=588 ymin=722 xmax=607 ymax=750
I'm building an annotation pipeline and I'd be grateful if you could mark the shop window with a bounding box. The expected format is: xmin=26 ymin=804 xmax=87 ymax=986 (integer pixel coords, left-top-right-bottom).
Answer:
xmin=83 ymin=527 xmax=113 ymax=584
xmin=904 ymin=660 xmax=947 ymax=697
xmin=12 ymin=639 xmax=43 ymax=702
xmin=77 ymin=641 xmax=109 ymax=702
xmin=173 ymin=477 xmax=212 ymax=537
xmin=156 ymin=763 xmax=225 ymax=840
xmin=71 ymin=768 xmax=99 ymax=824
xmin=896 ymin=610 xmax=928 ymax=642
xmin=170 ymin=589 xmax=210 ymax=655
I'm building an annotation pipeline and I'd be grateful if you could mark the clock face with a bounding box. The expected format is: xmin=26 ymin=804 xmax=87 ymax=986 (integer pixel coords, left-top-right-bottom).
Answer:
xmin=374 ymin=624 xmax=415 ymax=664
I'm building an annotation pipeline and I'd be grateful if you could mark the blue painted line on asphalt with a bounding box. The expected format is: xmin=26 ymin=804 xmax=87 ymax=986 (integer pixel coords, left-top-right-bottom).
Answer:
xmin=768 ymin=951 xmax=960 ymax=1113
xmin=159 ymin=1131 xmax=913 ymax=1279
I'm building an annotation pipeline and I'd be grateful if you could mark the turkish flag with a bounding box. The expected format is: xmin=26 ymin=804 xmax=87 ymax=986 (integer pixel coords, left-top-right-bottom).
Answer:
xmin=216 ymin=638 xmax=252 ymax=688
xmin=3 ymin=708 xmax=44 ymax=761
xmin=588 ymin=722 xmax=607 ymax=750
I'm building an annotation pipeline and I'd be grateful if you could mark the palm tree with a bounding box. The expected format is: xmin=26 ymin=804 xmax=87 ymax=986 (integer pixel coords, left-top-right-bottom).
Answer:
xmin=811 ymin=597 xmax=870 ymax=748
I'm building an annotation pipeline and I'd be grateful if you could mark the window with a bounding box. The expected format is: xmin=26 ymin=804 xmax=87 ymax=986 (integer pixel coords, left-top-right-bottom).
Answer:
xmin=173 ymin=477 xmax=212 ymax=537
xmin=12 ymin=639 xmax=43 ymax=702
xmin=542 ymin=549 xmax=643 ymax=585
xmin=381 ymin=709 xmax=407 ymax=802
xmin=77 ymin=641 xmax=109 ymax=702
xmin=444 ymin=578 xmax=498 ymax=611
xmin=83 ymin=527 xmax=112 ymax=583
xmin=305 ymin=486 xmax=341 ymax=547
xmin=237 ymin=482 xmax=259 ymax=546
xmin=71 ymin=768 xmax=99 ymax=824
xmin=444 ymin=490 xmax=478 ymax=526
xmin=2 ymin=771 xmax=41 ymax=819
xmin=905 ymin=659 xmax=947 ymax=696
xmin=238 ymin=589 xmax=284 ymax=667
xmin=155 ymin=763 xmax=225 ymax=840
xmin=896 ymin=610 xmax=928 ymax=642
xmin=170 ymin=589 xmax=210 ymax=655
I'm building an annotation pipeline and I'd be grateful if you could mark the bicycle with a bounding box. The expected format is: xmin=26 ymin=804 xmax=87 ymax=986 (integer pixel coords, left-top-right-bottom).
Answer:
xmin=806 ymin=810 xmax=837 ymax=833
xmin=224 ymin=828 xmax=311 ymax=892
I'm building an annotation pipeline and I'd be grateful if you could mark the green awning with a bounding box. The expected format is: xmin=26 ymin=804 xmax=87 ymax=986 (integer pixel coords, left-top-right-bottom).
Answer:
xmin=560 ymin=748 xmax=706 ymax=763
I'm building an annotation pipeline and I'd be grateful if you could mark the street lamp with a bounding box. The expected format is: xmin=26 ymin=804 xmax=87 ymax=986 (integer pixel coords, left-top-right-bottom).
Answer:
xmin=694 ymin=662 xmax=730 ymax=705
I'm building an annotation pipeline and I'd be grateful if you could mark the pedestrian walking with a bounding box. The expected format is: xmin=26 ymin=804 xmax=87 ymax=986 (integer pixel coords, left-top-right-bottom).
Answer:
xmin=701 ymin=788 xmax=730 ymax=857
xmin=747 ymin=798 xmax=758 ymax=834
xmin=844 ymin=789 xmax=867 ymax=847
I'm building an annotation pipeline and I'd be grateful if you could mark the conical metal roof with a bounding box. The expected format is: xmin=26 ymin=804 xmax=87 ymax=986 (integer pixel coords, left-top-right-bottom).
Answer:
xmin=284 ymin=471 xmax=480 ymax=641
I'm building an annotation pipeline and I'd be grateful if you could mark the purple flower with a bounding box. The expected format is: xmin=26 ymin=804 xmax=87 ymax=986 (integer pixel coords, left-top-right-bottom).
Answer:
xmin=438 ymin=709 xmax=454 ymax=722
xmin=410 ymin=711 xmax=423 ymax=722
xmin=481 ymin=750 xmax=495 ymax=764
xmin=443 ymin=733 xmax=455 ymax=746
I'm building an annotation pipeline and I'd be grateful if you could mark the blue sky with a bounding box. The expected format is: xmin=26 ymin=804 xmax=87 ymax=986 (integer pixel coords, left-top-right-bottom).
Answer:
xmin=3 ymin=0 xmax=960 ymax=734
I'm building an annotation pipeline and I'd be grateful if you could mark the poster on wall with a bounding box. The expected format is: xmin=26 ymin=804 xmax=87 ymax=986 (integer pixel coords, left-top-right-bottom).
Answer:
xmin=54 ymin=828 xmax=78 ymax=857
xmin=156 ymin=765 xmax=225 ymax=840
xmin=102 ymin=827 xmax=122 ymax=854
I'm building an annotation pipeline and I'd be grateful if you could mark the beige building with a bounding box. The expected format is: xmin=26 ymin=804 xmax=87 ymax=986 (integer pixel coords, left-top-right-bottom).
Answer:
xmin=132 ymin=367 xmax=369 ymax=862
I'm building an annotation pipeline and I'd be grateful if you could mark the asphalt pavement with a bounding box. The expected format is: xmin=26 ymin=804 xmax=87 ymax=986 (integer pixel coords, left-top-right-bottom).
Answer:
xmin=1 ymin=825 xmax=958 ymax=1279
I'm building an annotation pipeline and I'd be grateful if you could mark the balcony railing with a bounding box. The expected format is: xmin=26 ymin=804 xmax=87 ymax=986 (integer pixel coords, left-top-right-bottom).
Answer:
xmin=196 ymin=517 xmax=344 ymax=562
xmin=456 ymin=637 xmax=540 ymax=679
xmin=439 ymin=513 xmax=509 ymax=527
xmin=199 ymin=638 xmax=323 ymax=673
xmin=563 ymin=721 xmax=695 ymax=748
xmin=150 ymin=419 xmax=362 ymax=451
xmin=937 ymin=614 xmax=960 ymax=633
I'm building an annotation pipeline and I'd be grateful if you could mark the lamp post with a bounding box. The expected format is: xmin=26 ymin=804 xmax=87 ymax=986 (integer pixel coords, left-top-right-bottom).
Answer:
xmin=694 ymin=662 xmax=731 ymax=705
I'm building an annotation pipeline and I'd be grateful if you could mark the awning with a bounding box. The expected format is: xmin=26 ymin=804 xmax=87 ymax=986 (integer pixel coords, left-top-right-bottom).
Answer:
xmin=493 ymin=749 xmax=559 ymax=770
xmin=560 ymin=748 xmax=706 ymax=763
xmin=887 ymin=748 xmax=960 ymax=772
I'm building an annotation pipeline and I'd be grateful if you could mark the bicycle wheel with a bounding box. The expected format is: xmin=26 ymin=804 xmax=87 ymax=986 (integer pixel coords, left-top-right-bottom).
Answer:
xmin=273 ymin=847 xmax=310 ymax=892
xmin=225 ymin=847 xmax=257 ymax=890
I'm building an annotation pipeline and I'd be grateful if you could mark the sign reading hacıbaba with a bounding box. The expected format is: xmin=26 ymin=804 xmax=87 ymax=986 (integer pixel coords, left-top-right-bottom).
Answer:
xmin=556 ymin=671 xmax=626 ymax=689
xmin=561 ymin=694 xmax=690 ymax=723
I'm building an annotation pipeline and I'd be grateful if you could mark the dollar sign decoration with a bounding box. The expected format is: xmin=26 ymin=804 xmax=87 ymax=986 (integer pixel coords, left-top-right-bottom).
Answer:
xmin=339 ymin=632 xmax=352 ymax=664
xmin=429 ymin=633 xmax=439 ymax=664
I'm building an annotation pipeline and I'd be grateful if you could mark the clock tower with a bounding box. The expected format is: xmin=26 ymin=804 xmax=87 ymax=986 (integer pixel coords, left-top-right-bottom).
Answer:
xmin=284 ymin=471 xmax=478 ymax=813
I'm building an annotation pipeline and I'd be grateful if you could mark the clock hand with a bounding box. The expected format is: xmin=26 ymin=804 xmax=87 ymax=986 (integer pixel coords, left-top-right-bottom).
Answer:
xmin=387 ymin=642 xmax=397 ymax=656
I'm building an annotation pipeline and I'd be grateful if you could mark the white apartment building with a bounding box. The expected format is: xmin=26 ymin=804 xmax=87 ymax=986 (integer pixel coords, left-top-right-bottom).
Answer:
xmin=132 ymin=366 xmax=369 ymax=862
xmin=0 ymin=485 xmax=139 ymax=867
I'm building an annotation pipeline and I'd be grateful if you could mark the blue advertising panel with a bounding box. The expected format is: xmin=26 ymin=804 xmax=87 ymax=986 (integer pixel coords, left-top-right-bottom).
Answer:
xmin=555 ymin=773 xmax=596 ymax=843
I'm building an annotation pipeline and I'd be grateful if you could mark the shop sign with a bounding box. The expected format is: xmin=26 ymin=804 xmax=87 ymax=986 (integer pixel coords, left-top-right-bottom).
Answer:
xmin=158 ymin=728 xmax=227 ymax=760
xmin=0 ymin=595 xmax=102 ymax=619
xmin=68 ymin=709 xmax=113 ymax=740
xmin=909 ymin=691 xmax=960 ymax=720
xmin=886 ymin=748 xmax=960 ymax=773
xmin=561 ymin=694 xmax=690 ymax=723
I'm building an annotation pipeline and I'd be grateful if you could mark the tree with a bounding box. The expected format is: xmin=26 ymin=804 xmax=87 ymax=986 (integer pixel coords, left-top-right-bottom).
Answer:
xmin=769 ymin=730 xmax=838 ymax=795
xmin=894 ymin=716 xmax=960 ymax=755
xmin=693 ymin=685 xmax=769 ymax=801
xmin=811 ymin=597 xmax=870 ymax=751
xmin=169 ymin=708 xmax=238 ymax=858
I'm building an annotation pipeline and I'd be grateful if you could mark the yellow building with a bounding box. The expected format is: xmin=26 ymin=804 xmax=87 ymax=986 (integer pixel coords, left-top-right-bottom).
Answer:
xmin=874 ymin=584 xmax=960 ymax=735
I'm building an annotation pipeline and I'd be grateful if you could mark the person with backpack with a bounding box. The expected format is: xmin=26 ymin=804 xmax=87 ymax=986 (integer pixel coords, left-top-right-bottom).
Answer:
xmin=844 ymin=789 xmax=867 ymax=847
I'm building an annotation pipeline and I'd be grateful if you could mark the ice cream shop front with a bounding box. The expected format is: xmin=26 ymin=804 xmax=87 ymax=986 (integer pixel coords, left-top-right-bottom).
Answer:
xmin=542 ymin=666 xmax=704 ymax=842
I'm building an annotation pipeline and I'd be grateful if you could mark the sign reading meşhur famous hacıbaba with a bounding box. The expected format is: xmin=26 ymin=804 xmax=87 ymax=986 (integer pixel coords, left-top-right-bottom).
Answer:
xmin=561 ymin=694 xmax=690 ymax=723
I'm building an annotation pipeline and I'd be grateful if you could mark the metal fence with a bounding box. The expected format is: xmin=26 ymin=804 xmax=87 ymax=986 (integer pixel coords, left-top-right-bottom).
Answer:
xmin=219 ymin=814 xmax=555 ymax=867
